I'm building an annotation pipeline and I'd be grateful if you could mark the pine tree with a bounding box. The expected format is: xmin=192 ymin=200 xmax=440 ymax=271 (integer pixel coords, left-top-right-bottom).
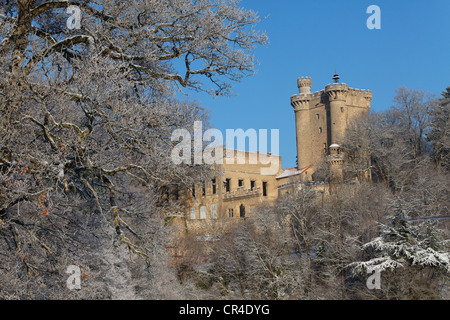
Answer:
xmin=441 ymin=87 xmax=450 ymax=99
xmin=350 ymin=198 xmax=450 ymax=274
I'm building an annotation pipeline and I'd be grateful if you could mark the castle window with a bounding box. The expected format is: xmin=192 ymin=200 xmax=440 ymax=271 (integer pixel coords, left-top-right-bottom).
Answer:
xmin=202 ymin=183 xmax=206 ymax=196
xmin=228 ymin=208 xmax=234 ymax=217
xmin=190 ymin=207 xmax=196 ymax=220
xmin=341 ymin=107 xmax=344 ymax=113
xmin=212 ymin=178 xmax=216 ymax=194
xmin=316 ymin=113 xmax=320 ymax=120
xmin=250 ymin=180 xmax=255 ymax=189
xmin=200 ymin=206 xmax=206 ymax=220
xmin=319 ymin=127 xmax=323 ymax=133
xmin=225 ymin=178 xmax=231 ymax=192
xmin=262 ymin=182 xmax=267 ymax=197
xmin=238 ymin=179 xmax=244 ymax=187
xmin=211 ymin=204 xmax=217 ymax=219
xmin=239 ymin=204 xmax=246 ymax=218
xmin=191 ymin=185 xmax=196 ymax=198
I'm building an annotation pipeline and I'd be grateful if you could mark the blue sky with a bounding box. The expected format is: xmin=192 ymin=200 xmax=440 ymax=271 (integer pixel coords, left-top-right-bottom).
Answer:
xmin=182 ymin=0 xmax=450 ymax=169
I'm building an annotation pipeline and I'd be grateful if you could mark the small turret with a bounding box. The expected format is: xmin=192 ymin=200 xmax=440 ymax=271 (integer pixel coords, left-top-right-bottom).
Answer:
xmin=329 ymin=144 xmax=340 ymax=155
xmin=297 ymin=76 xmax=312 ymax=94
xmin=327 ymin=144 xmax=344 ymax=185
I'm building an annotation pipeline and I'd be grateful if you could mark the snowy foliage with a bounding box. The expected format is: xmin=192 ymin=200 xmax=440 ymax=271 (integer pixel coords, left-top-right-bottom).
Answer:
xmin=349 ymin=199 xmax=450 ymax=275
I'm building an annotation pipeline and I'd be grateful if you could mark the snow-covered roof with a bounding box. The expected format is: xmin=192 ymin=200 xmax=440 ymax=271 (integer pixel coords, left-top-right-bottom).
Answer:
xmin=276 ymin=168 xmax=300 ymax=179
xmin=276 ymin=166 xmax=311 ymax=179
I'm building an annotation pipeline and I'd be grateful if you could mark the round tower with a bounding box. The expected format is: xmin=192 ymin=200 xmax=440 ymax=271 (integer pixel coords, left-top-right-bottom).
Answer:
xmin=291 ymin=77 xmax=312 ymax=174
xmin=325 ymin=75 xmax=348 ymax=145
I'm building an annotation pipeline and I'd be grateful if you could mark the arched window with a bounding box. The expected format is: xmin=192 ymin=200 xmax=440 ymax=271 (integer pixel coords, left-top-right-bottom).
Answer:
xmin=239 ymin=204 xmax=246 ymax=218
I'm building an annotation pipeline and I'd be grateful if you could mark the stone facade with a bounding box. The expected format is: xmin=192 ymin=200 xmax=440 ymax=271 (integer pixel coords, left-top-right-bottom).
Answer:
xmin=183 ymin=149 xmax=282 ymax=235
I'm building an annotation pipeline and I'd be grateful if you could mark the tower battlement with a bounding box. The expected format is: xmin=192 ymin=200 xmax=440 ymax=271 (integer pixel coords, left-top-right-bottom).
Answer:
xmin=325 ymin=83 xmax=349 ymax=91
xmin=297 ymin=76 xmax=312 ymax=94
xmin=312 ymin=90 xmax=326 ymax=98
xmin=291 ymin=94 xmax=311 ymax=111
xmin=290 ymin=93 xmax=312 ymax=99
xmin=348 ymin=88 xmax=372 ymax=100
xmin=297 ymin=77 xmax=312 ymax=88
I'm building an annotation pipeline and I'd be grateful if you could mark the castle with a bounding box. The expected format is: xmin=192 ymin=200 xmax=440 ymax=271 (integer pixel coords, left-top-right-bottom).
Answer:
xmin=173 ymin=74 xmax=372 ymax=235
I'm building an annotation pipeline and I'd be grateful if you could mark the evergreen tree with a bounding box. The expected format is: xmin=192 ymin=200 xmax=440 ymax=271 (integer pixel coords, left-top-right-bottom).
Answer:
xmin=441 ymin=87 xmax=450 ymax=99
xmin=350 ymin=198 xmax=450 ymax=275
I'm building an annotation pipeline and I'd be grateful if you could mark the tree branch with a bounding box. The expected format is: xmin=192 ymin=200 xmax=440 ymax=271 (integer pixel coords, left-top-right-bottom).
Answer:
xmin=31 ymin=1 xmax=116 ymax=24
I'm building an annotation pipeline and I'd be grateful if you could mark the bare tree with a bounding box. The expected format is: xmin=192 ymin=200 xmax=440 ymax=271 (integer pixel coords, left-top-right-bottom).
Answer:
xmin=0 ymin=0 xmax=267 ymax=299
xmin=393 ymin=87 xmax=435 ymax=161
xmin=275 ymin=188 xmax=320 ymax=295
xmin=428 ymin=88 xmax=450 ymax=170
xmin=209 ymin=211 xmax=303 ymax=300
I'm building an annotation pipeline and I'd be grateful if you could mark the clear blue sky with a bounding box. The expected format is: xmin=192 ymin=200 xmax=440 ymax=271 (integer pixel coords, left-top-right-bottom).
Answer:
xmin=182 ymin=0 xmax=450 ymax=169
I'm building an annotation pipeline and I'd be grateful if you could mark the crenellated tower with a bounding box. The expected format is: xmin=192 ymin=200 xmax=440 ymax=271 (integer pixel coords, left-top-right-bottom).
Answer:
xmin=290 ymin=74 xmax=372 ymax=180
xmin=325 ymin=82 xmax=349 ymax=144
xmin=291 ymin=77 xmax=313 ymax=173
